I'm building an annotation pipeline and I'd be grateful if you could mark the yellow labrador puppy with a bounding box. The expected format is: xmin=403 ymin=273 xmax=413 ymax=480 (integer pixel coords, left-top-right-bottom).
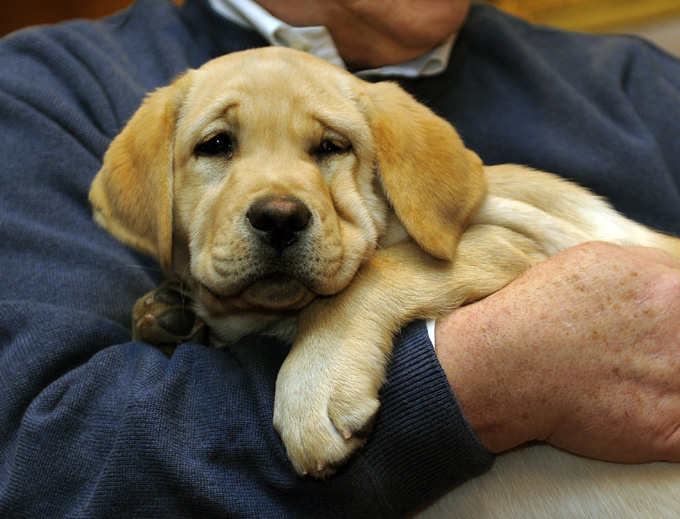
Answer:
xmin=91 ymin=47 xmax=680 ymax=514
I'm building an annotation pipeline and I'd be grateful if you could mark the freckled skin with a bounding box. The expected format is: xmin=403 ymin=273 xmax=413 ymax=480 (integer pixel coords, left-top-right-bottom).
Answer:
xmin=436 ymin=242 xmax=680 ymax=463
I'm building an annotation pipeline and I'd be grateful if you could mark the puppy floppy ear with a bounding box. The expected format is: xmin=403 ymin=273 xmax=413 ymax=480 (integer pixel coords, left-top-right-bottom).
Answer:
xmin=363 ymin=81 xmax=486 ymax=261
xmin=89 ymin=72 xmax=193 ymax=271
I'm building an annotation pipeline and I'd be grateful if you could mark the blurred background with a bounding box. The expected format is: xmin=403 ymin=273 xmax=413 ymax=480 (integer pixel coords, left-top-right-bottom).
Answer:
xmin=487 ymin=0 xmax=680 ymax=55
xmin=1 ymin=0 xmax=135 ymax=36
xmin=1 ymin=0 xmax=680 ymax=55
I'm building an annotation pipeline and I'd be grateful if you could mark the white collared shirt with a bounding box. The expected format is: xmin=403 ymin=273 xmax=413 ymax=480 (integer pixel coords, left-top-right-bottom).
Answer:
xmin=208 ymin=0 xmax=456 ymax=78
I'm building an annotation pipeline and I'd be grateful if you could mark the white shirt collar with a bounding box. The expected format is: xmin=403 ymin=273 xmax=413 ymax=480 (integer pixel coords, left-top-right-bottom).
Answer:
xmin=207 ymin=0 xmax=455 ymax=78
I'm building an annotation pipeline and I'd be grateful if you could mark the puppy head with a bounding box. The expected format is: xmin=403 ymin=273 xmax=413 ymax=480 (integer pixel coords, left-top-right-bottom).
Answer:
xmin=90 ymin=48 xmax=485 ymax=341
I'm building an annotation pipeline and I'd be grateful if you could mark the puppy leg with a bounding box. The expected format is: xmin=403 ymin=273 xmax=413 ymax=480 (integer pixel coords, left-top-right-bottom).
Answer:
xmin=274 ymin=227 xmax=545 ymax=478
xmin=132 ymin=282 xmax=207 ymax=354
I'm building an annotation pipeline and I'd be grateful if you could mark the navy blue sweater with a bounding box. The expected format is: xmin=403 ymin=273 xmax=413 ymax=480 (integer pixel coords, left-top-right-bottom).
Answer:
xmin=1 ymin=1 xmax=679 ymax=517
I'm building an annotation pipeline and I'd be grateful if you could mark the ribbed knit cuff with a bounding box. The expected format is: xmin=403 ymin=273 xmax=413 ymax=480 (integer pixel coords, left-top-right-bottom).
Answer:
xmin=362 ymin=320 xmax=495 ymax=516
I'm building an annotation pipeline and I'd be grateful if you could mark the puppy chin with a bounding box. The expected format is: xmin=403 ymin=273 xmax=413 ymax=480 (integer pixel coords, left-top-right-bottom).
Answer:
xmin=196 ymin=275 xmax=311 ymax=347
xmin=240 ymin=273 xmax=316 ymax=310
xmin=198 ymin=274 xmax=316 ymax=316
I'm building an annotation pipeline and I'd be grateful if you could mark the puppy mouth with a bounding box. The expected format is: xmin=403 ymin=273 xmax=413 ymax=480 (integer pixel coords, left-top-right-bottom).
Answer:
xmin=199 ymin=272 xmax=316 ymax=315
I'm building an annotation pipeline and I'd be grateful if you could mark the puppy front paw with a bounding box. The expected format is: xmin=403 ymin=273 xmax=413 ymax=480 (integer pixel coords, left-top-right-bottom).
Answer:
xmin=273 ymin=346 xmax=381 ymax=479
xmin=132 ymin=282 xmax=207 ymax=353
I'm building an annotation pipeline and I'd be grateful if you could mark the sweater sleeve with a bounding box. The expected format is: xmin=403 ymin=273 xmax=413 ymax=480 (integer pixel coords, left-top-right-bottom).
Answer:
xmin=435 ymin=2 xmax=680 ymax=236
xmin=0 ymin=3 xmax=492 ymax=518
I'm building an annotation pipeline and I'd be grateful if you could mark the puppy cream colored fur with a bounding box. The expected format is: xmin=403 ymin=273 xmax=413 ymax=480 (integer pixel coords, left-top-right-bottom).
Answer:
xmin=91 ymin=47 xmax=680 ymax=516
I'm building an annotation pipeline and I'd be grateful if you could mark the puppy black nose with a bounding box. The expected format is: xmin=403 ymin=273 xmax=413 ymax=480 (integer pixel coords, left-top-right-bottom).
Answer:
xmin=246 ymin=196 xmax=311 ymax=251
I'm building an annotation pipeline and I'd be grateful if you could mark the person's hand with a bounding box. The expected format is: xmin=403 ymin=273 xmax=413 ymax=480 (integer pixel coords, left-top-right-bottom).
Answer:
xmin=435 ymin=241 xmax=680 ymax=462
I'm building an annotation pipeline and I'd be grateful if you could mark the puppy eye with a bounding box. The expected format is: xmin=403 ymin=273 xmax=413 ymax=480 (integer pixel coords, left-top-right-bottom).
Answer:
xmin=317 ymin=139 xmax=350 ymax=155
xmin=195 ymin=133 xmax=234 ymax=157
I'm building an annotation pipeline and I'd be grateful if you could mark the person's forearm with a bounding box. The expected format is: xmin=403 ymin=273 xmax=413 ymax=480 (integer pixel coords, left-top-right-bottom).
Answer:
xmin=435 ymin=242 xmax=680 ymax=462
